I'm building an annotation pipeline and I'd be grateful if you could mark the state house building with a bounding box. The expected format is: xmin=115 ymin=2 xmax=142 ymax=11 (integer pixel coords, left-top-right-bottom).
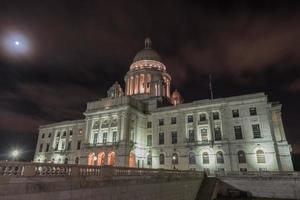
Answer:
xmin=34 ymin=38 xmax=294 ymax=173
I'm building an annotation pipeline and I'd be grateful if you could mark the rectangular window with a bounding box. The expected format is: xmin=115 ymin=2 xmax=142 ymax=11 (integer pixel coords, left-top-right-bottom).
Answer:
xmin=103 ymin=132 xmax=107 ymax=144
xmin=77 ymin=141 xmax=81 ymax=150
xmin=39 ymin=143 xmax=43 ymax=152
xmin=232 ymin=109 xmax=239 ymax=118
xmin=147 ymin=122 xmax=152 ymax=128
xmin=201 ymin=129 xmax=208 ymax=142
xmin=69 ymin=130 xmax=73 ymax=136
xmin=67 ymin=141 xmax=72 ymax=150
xmin=214 ymin=126 xmax=222 ymax=141
xmin=61 ymin=142 xmax=65 ymax=150
xmin=48 ymin=133 xmax=51 ymax=138
xmin=188 ymin=130 xmax=195 ymax=142
xmin=240 ymin=168 xmax=247 ymax=172
xmin=234 ymin=126 xmax=243 ymax=140
xmin=41 ymin=133 xmax=45 ymax=139
xmin=147 ymin=155 xmax=152 ymax=165
xmin=171 ymin=117 xmax=176 ymax=124
xmin=93 ymin=133 xmax=98 ymax=144
xmin=252 ymin=124 xmax=261 ymax=138
xmin=159 ymin=119 xmax=164 ymax=126
xmin=171 ymin=131 xmax=177 ymax=144
xmin=55 ymin=142 xmax=59 ymax=151
xmin=250 ymin=107 xmax=257 ymax=116
xmin=112 ymin=131 xmax=117 ymax=143
xmin=213 ymin=112 xmax=220 ymax=120
xmin=159 ymin=132 xmax=164 ymax=145
xmin=63 ymin=131 xmax=66 ymax=137
xmin=45 ymin=143 xmax=50 ymax=152
xmin=187 ymin=115 xmax=193 ymax=123
xmin=147 ymin=135 xmax=152 ymax=146
xmin=200 ymin=113 xmax=207 ymax=121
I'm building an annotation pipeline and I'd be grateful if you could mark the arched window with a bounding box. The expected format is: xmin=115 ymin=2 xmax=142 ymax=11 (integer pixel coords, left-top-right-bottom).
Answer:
xmin=129 ymin=153 xmax=136 ymax=167
xmin=75 ymin=157 xmax=79 ymax=165
xmin=108 ymin=152 xmax=116 ymax=166
xmin=97 ymin=152 xmax=105 ymax=166
xmin=64 ymin=157 xmax=68 ymax=164
xmin=88 ymin=152 xmax=95 ymax=166
xmin=159 ymin=154 xmax=165 ymax=165
xmin=172 ymin=153 xmax=178 ymax=165
xmin=203 ymin=152 xmax=209 ymax=164
xmin=189 ymin=152 xmax=196 ymax=165
xmin=238 ymin=151 xmax=246 ymax=164
xmin=147 ymin=154 xmax=152 ymax=166
xmin=216 ymin=151 xmax=224 ymax=164
xmin=256 ymin=150 xmax=266 ymax=163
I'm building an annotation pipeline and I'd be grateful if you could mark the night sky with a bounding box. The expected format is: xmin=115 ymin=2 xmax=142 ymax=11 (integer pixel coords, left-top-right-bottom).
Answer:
xmin=0 ymin=1 xmax=299 ymax=166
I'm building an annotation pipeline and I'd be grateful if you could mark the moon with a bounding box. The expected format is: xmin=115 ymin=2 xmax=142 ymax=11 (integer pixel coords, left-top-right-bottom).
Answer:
xmin=1 ymin=32 xmax=32 ymax=57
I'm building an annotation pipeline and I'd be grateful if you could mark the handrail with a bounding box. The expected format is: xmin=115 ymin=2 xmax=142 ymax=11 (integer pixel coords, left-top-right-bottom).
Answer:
xmin=0 ymin=161 xmax=203 ymax=178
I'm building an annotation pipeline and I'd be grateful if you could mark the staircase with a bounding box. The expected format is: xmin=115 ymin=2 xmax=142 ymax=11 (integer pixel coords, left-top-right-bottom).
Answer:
xmin=195 ymin=177 xmax=218 ymax=200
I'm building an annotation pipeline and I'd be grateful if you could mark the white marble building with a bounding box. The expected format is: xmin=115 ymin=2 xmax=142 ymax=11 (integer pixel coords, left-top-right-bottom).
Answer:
xmin=34 ymin=38 xmax=294 ymax=173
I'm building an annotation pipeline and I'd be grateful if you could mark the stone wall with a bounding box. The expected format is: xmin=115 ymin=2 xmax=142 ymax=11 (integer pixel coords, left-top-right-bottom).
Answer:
xmin=219 ymin=175 xmax=300 ymax=199
xmin=0 ymin=176 xmax=203 ymax=200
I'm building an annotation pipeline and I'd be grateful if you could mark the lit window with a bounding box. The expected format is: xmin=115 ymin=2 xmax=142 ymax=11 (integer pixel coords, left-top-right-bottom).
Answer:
xmin=232 ymin=109 xmax=239 ymax=118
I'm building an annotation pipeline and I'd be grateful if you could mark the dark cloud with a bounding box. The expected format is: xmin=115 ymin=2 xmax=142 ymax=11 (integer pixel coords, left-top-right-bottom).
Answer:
xmin=0 ymin=0 xmax=300 ymax=161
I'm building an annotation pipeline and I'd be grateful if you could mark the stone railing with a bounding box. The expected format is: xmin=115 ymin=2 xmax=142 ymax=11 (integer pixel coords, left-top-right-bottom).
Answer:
xmin=0 ymin=161 xmax=203 ymax=179
xmin=215 ymin=171 xmax=300 ymax=178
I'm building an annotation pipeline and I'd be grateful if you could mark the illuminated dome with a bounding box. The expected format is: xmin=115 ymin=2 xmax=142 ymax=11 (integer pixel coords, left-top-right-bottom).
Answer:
xmin=133 ymin=38 xmax=161 ymax=62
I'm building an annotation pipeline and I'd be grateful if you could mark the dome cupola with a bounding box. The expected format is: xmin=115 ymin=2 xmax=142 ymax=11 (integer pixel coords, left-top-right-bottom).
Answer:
xmin=124 ymin=38 xmax=171 ymax=100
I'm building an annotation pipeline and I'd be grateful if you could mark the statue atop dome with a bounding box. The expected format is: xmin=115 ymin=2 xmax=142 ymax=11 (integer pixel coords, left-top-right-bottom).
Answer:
xmin=107 ymin=81 xmax=124 ymax=98
xmin=170 ymin=89 xmax=183 ymax=106
xmin=144 ymin=38 xmax=152 ymax=49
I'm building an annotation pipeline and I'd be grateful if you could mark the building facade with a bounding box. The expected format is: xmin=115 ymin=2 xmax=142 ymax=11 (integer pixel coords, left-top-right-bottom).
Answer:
xmin=34 ymin=38 xmax=294 ymax=173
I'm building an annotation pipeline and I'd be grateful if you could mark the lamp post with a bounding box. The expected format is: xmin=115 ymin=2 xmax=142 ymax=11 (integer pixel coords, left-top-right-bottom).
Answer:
xmin=172 ymin=155 xmax=176 ymax=170
xmin=11 ymin=150 xmax=20 ymax=161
